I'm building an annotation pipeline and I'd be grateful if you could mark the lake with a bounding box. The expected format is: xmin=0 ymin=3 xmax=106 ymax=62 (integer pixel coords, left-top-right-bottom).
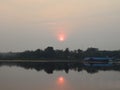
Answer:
xmin=0 ymin=61 xmax=120 ymax=90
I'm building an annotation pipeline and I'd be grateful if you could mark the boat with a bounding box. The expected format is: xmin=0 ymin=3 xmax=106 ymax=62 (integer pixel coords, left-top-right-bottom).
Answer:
xmin=84 ymin=57 xmax=113 ymax=66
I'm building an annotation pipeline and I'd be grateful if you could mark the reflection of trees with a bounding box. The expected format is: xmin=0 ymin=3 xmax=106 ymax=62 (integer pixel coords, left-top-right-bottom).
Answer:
xmin=0 ymin=62 xmax=120 ymax=74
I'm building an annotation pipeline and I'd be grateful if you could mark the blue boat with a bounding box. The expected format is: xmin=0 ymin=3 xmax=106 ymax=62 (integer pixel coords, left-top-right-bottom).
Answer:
xmin=84 ymin=57 xmax=113 ymax=66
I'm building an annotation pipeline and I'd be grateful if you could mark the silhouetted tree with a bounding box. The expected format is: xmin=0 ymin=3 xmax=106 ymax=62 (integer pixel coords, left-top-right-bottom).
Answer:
xmin=44 ymin=47 xmax=55 ymax=59
xmin=64 ymin=48 xmax=70 ymax=59
xmin=55 ymin=50 xmax=64 ymax=59
xmin=0 ymin=46 xmax=120 ymax=60
xmin=85 ymin=47 xmax=99 ymax=57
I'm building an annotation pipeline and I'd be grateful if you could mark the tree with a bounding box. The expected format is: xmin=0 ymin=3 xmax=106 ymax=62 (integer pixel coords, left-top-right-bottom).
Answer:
xmin=44 ymin=46 xmax=55 ymax=59
xmin=86 ymin=47 xmax=99 ymax=52
xmin=85 ymin=47 xmax=99 ymax=57
xmin=64 ymin=48 xmax=70 ymax=59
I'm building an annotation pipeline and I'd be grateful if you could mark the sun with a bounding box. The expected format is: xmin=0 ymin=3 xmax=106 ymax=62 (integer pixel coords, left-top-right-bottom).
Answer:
xmin=58 ymin=33 xmax=66 ymax=42
xmin=59 ymin=36 xmax=64 ymax=42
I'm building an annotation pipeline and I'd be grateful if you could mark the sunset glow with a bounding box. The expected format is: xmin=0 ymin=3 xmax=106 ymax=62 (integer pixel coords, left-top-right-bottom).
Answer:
xmin=60 ymin=37 xmax=64 ymax=41
xmin=0 ymin=0 xmax=120 ymax=51
xmin=59 ymin=35 xmax=65 ymax=42
xmin=58 ymin=33 xmax=66 ymax=42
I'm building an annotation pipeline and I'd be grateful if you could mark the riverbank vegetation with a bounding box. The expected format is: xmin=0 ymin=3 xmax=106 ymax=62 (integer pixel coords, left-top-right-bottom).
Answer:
xmin=0 ymin=47 xmax=120 ymax=60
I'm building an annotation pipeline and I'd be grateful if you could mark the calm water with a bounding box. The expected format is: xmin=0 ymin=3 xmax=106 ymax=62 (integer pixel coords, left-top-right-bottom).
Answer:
xmin=0 ymin=62 xmax=120 ymax=90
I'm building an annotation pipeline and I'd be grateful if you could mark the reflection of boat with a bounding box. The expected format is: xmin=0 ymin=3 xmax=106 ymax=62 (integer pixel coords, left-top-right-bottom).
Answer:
xmin=84 ymin=57 xmax=113 ymax=66
xmin=84 ymin=63 xmax=113 ymax=67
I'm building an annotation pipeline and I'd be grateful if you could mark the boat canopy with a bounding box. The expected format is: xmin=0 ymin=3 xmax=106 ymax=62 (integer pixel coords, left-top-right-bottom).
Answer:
xmin=84 ymin=57 xmax=112 ymax=61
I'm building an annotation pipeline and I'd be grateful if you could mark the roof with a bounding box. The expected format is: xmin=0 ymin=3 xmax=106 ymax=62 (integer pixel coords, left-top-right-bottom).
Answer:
xmin=84 ymin=57 xmax=112 ymax=60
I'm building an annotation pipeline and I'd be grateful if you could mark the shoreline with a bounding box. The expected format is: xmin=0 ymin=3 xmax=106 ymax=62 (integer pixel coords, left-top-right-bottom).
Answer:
xmin=0 ymin=60 xmax=83 ymax=63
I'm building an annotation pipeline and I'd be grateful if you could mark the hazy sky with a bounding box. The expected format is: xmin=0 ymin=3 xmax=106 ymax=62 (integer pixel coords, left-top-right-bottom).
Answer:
xmin=0 ymin=0 xmax=120 ymax=52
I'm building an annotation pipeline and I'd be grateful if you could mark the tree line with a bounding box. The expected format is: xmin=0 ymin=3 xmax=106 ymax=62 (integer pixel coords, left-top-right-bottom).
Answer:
xmin=0 ymin=46 xmax=120 ymax=60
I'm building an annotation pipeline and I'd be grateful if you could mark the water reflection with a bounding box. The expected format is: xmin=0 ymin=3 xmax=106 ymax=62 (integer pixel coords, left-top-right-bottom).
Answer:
xmin=57 ymin=76 xmax=65 ymax=84
xmin=0 ymin=62 xmax=120 ymax=74
xmin=0 ymin=62 xmax=120 ymax=90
